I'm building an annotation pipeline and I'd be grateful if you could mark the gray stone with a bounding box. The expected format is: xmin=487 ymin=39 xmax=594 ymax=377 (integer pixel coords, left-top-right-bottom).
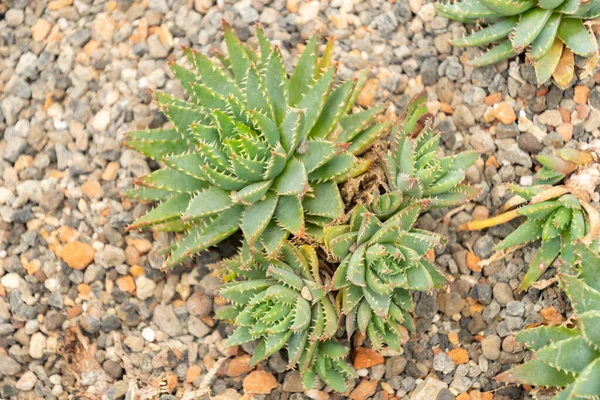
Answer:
xmin=147 ymin=35 xmax=169 ymax=58
xmin=3 ymin=137 xmax=27 ymax=163
xmin=498 ymin=143 xmax=533 ymax=168
xmin=433 ymin=352 xmax=455 ymax=374
xmin=470 ymin=129 xmax=495 ymax=154
xmin=0 ymin=353 xmax=21 ymax=376
xmin=518 ymin=132 xmax=544 ymax=153
xmin=5 ymin=9 xmax=24 ymax=26
xmin=506 ymin=301 xmax=524 ymax=317
xmin=385 ymin=356 xmax=407 ymax=378
xmin=471 ymin=284 xmax=492 ymax=305
xmin=453 ymin=105 xmax=475 ymax=129
xmin=188 ymin=316 xmax=210 ymax=338
xmin=16 ymin=52 xmax=39 ymax=79
xmin=493 ymin=283 xmax=514 ymax=306
xmin=153 ymin=304 xmax=183 ymax=337
xmin=481 ymin=335 xmax=501 ymax=360
xmin=1 ymin=96 xmax=27 ymax=126
xmin=538 ymin=110 xmax=563 ymax=127
xmin=282 ymin=370 xmax=304 ymax=393
xmin=464 ymin=85 xmax=486 ymax=106
xmin=474 ymin=235 xmax=495 ymax=259
xmin=412 ymin=377 xmax=448 ymax=400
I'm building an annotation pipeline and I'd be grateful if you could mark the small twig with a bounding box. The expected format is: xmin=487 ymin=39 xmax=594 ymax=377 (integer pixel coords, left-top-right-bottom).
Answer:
xmin=195 ymin=357 xmax=228 ymax=398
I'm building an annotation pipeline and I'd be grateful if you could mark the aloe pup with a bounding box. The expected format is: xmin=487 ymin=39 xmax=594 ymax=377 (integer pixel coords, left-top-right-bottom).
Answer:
xmin=436 ymin=0 xmax=600 ymax=88
xmin=124 ymin=20 xmax=391 ymax=269
xmin=460 ymin=145 xmax=600 ymax=292
xmin=217 ymin=242 xmax=356 ymax=392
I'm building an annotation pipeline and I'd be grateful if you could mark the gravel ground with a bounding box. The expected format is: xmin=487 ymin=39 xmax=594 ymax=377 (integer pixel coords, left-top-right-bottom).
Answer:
xmin=1 ymin=0 xmax=599 ymax=399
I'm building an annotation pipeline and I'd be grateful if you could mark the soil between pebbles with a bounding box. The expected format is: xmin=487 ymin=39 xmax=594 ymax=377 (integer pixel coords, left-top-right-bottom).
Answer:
xmin=0 ymin=0 xmax=598 ymax=399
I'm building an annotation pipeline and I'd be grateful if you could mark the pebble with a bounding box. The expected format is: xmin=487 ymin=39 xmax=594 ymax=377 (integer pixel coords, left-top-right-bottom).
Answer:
xmin=349 ymin=379 xmax=378 ymax=400
xmin=32 ymin=19 xmax=52 ymax=41
xmin=433 ymin=352 xmax=455 ymax=374
xmin=495 ymin=102 xmax=516 ymax=124
xmin=93 ymin=109 xmax=111 ymax=131
xmin=481 ymin=335 xmax=501 ymax=361
xmin=412 ymin=377 xmax=448 ymax=400
xmin=153 ymin=304 xmax=183 ymax=337
xmin=492 ymin=283 xmax=514 ymax=306
xmin=6 ymin=9 xmax=24 ymax=27
xmin=353 ymin=347 xmax=384 ymax=369
xmin=15 ymin=371 xmax=37 ymax=391
xmin=242 ymin=371 xmax=278 ymax=395
xmin=538 ymin=109 xmax=563 ymax=127
xmin=62 ymin=242 xmax=96 ymax=270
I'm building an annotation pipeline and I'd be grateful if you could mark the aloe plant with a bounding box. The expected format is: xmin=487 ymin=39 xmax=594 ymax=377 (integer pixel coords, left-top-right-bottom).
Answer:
xmin=124 ymin=21 xmax=391 ymax=268
xmin=323 ymin=202 xmax=447 ymax=350
xmin=496 ymin=242 xmax=600 ymax=399
xmin=216 ymin=242 xmax=356 ymax=392
xmin=460 ymin=147 xmax=600 ymax=291
xmin=376 ymin=91 xmax=479 ymax=216
xmin=436 ymin=0 xmax=600 ymax=88
xmin=123 ymin=23 xmax=482 ymax=392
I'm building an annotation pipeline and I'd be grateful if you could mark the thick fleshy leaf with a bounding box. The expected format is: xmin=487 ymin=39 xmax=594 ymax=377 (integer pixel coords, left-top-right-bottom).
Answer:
xmin=450 ymin=17 xmax=517 ymax=47
xmin=495 ymin=360 xmax=574 ymax=386
xmin=479 ymin=0 xmax=537 ymax=15
xmin=511 ymin=7 xmax=553 ymax=51
xmin=571 ymin=358 xmax=600 ymax=398
xmin=184 ymin=47 xmax=241 ymax=98
xmin=223 ymin=21 xmax=251 ymax=86
xmin=515 ymin=325 xmax=580 ymax=351
xmin=264 ymin=47 xmax=289 ymax=126
xmin=136 ymin=168 xmax=207 ymax=193
xmin=435 ymin=0 xmax=501 ymax=22
xmin=241 ymin=192 xmax=278 ymax=244
xmin=127 ymin=194 xmax=190 ymax=230
xmin=469 ymin=39 xmax=517 ymax=67
xmin=577 ymin=310 xmax=600 ymax=349
xmin=560 ymin=274 xmax=600 ymax=314
xmin=556 ymin=18 xmax=597 ymax=58
xmin=165 ymin=206 xmax=243 ymax=268
xmin=534 ymin=38 xmax=564 ymax=86
xmin=552 ymin=46 xmax=575 ymax=89
xmin=495 ymin=220 xmax=543 ymax=251
xmin=536 ymin=336 xmax=600 ymax=373
xmin=275 ymin=195 xmax=305 ymax=236
xmin=308 ymin=79 xmax=355 ymax=139
xmin=530 ymin=13 xmax=562 ymax=61
xmin=303 ymin=181 xmax=344 ymax=219
xmin=273 ymin=158 xmax=308 ymax=196
xmin=518 ymin=236 xmax=561 ymax=292
xmin=289 ymin=35 xmax=317 ymax=107
xmin=183 ymin=187 xmax=233 ymax=220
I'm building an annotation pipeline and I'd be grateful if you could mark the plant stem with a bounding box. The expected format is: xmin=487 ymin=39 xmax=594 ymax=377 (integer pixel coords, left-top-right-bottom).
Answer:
xmin=458 ymin=209 xmax=520 ymax=231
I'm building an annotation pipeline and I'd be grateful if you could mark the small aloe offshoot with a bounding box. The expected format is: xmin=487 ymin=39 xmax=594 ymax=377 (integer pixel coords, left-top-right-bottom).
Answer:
xmin=436 ymin=0 xmax=600 ymax=88
xmin=376 ymin=91 xmax=479 ymax=214
xmin=496 ymin=242 xmax=600 ymax=399
xmin=460 ymin=146 xmax=600 ymax=292
xmin=216 ymin=242 xmax=356 ymax=392
xmin=124 ymin=21 xmax=391 ymax=268
xmin=323 ymin=202 xmax=447 ymax=350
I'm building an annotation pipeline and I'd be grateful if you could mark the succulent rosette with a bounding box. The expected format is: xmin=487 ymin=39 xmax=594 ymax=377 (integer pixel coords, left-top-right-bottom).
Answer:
xmin=324 ymin=203 xmax=447 ymax=350
xmin=217 ymin=242 xmax=355 ymax=391
xmin=436 ymin=0 xmax=600 ymax=87
xmin=124 ymin=21 xmax=391 ymax=268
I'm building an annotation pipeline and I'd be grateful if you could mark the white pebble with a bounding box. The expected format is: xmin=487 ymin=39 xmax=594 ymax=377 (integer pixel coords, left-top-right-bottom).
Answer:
xmin=142 ymin=327 xmax=156 ymax=342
